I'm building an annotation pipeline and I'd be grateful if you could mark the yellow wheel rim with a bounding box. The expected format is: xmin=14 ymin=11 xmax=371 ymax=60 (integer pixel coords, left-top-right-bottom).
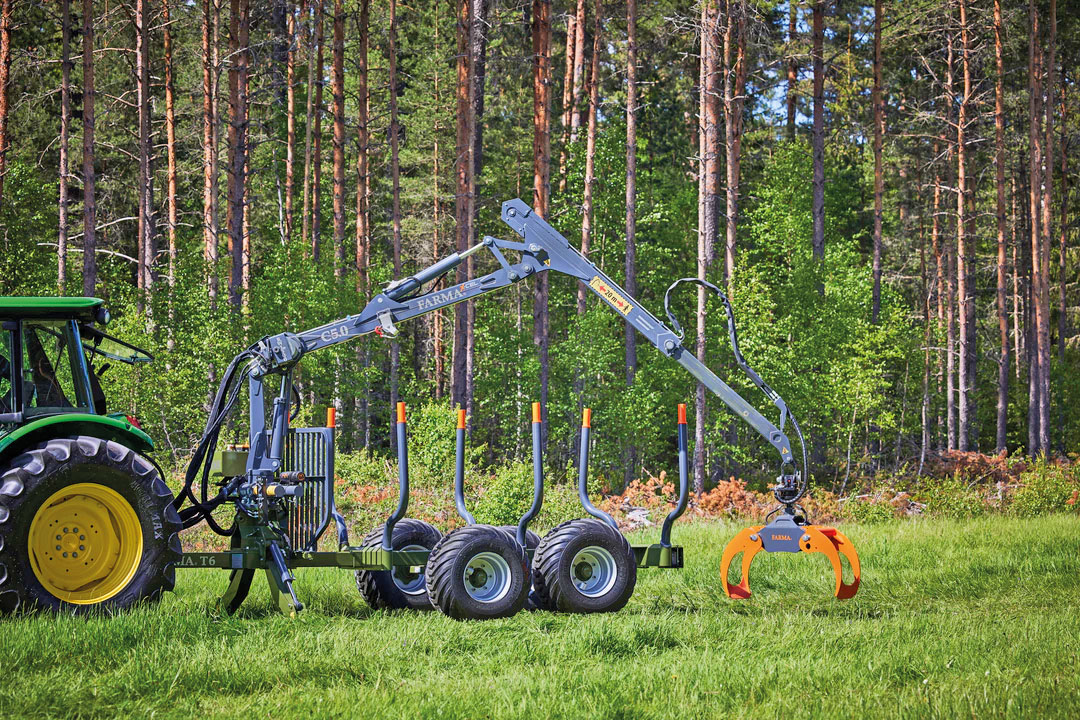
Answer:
xmin=28 ymin=483 xmax=143 ymax=605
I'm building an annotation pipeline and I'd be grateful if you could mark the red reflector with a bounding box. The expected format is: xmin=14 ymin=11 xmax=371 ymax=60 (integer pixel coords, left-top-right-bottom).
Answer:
xmin=126 ymin=414 xmax=143 ymax=430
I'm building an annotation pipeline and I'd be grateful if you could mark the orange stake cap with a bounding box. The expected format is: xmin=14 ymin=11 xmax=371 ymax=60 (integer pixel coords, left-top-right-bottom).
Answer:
xmin=326 ymin=407 xmax=337 ymax=428
xmin=532 ymin=402 xmax=542 ymax=424
xmin=582 ymin=408 xmax=592 ymax=428
xmin=396 ymin=402 xmax=406 ymax=424
xmin=677 ymin=403 xmax=687 ymax=425
xmin=457 ymin=408 xmax=467 ymax=430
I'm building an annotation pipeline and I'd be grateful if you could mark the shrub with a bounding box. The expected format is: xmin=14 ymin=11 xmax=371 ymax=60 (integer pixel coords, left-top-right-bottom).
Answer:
xmin=844 ymin=497 xmax=897 ymax=524
xmin=473 ymin=462 xmax=537 ymax=527
xmin=916 ymin=477 xmax=990 ymax=519
xmin=1012 ymin=459 xmax=1080 ymax=517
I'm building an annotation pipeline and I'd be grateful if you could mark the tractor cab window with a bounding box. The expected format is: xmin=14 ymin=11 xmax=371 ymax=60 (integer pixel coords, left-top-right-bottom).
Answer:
xmin=21 ymin=320 xmax=93 ymax=417
xmin=0 ymin=328 xmax=13 ymax=416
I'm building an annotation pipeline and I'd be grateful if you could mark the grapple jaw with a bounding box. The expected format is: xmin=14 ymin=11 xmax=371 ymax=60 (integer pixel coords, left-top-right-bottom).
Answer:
xmin=720 ymin=514 xmax=860 ymax=600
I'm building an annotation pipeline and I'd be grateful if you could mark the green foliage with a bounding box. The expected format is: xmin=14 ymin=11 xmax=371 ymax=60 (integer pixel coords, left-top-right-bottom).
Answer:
xmin=916 ymin=477 xmax=991 ymax=520
xmin=1012 ymin=459 xmax=1080 ymax=517
xmin=472 ymin=462 xmax=536 ymax=527
xmin=844 ymin=497 xmax=897 ymax=524
xmin=405 ymin=401 xmax=484 ymax=482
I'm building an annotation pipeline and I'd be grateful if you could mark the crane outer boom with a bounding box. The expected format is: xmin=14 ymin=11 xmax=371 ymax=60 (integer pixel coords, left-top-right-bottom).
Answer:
xmin=247 ymin=198 xmax=794 ymax=471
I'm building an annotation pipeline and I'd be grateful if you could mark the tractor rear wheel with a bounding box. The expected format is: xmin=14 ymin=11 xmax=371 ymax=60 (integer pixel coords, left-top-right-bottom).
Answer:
xmin=531 ymin=518 xmax=637 ymax=614
xmin=0 ymin=436 xmax=182 ymax=614
xmin=355 ymin=519 xmax=442 ymax=611
xmin=425 ymin=524 xmax=529 ymax=620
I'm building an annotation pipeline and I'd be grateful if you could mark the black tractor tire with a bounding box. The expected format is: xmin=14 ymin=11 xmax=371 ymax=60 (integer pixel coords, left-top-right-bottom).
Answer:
xmin=532 ymin=518 xmax=637 ymax=614
xmin=355 ymin=519 xmax=442 ymax=611
xmin=0 ymin=436 xmax=182 ymax=615
xmin=425 ymin=524 xmax=529 ymax=620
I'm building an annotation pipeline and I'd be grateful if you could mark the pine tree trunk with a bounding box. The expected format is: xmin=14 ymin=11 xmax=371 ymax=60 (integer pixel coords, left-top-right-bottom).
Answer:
xmin=389 ymin=0 xmax=402 ymax=425
xmin=164 ymin=0 xmax=179 ymax=349
xmin=532 ymin=0 xmax=552 ymax=438
xmin=135 ymin=0 xmax=155 ymax=319
xmin=331 ymin=0 xmax=345 ymax=279
xmin=81 ymin=0 xmax=97 ymax=297
xmin=956 ymin=0 xmax=975 ymax=451
xmin=227 ymin=0 xmax=250 ymax=310
xmin=58 ymin=0 xmax=72 ymax=293
xmin=355 ymin=0 xmax=370 ymax=446
xmin=994 ymin=0 xmax=1009 ymax=453
xmin=694 ymin=2 xmax=719 ymax=495
xmin=203 ymin=0 xmax=219 ymax=309
xmin=465 ymin=0 xmax=488 ymax=428
xmin=1057 ymin=79 xmax=1067 ymax=452
xmin=302 ymin=0 xmax=316 ymax=250
xmin=285 ymin=0 xmax=297 ymax=243
xmin=577 ymin=0 xmax=601 ymax=315
xmin=1038 ymin=0 xmax=1055 ymax=453
xmin=810 ymin=0 xmax=825 ymax=267
xmin=1027 ymin=0 xmax=1044 ymax=454
xmin=453 ymin=0 xmax=472 ymax=409
xmin=945 ymin=33 xmax=957 ymax=451
xmin=311 ymin=1 xmax=325 ymax=260
xmin=624 ymin=0 xmax=638 ymax=487
xmin=0 ymin=0 xmax=11 ymax=214
xmin=557 ymin=13 xmax=576 ymax=193
xmin=431 ymin=0 xmax=444 ymax=400
xmin=871 ymin=0 xmax=883 ymax=324
xmin=569 ymin=0 xmax=586 ymax=148
xmin=558 ymin=0 xmax=585 ymax=195
xmin=723 ymin=0 xmax=746 ymax=289
xmin=786 ymin=1 xmax=797 ymax=141
xmin=932 ymin=141 xmax=944 ymax=449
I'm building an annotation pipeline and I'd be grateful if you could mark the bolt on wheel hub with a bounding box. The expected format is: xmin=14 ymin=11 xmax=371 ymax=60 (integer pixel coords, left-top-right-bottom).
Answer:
xmin=461 ymin=551 xmax=511 ymax=603
xmin=390 ymin=544 xmax=429 ymax=596
xmin=569 ymin=546 xmax=617 ymax=597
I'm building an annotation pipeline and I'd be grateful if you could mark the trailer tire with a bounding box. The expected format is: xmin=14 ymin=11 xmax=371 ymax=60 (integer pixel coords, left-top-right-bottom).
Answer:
xmin=355 ymin=519 xmax=442 ymax=611
xmin=496 ymin=525 xmax=543 ymax=611
xmin=425 ymin=524 xmax=529 ymax=620
xmin=532 ymin=518 xmax=637 ymax=614
xmin=0 ymin=436 xmax=182 ymax=615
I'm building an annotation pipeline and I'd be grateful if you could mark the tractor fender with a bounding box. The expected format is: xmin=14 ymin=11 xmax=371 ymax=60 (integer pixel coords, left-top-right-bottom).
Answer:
xmin=0 ymin=414 xmax=154 ymax=465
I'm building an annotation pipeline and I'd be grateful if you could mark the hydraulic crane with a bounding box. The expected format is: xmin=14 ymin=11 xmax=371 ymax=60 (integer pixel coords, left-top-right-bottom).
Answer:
xmin=174 ymin=198 xmax=857 ymax=616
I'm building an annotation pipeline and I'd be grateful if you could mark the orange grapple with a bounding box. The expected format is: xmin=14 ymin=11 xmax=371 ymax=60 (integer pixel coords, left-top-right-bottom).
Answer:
xmin=720 ymin=513 xmax=860 ymax=600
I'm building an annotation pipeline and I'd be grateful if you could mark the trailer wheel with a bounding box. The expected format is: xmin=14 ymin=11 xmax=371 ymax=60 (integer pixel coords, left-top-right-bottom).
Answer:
xmin=425 ymin=524 xmax=529 ymax=620
xmin=0 ymin=437 xmax=182 ymax=615
xmin=532 ymin=518 xmax=637 ymax=614
xmin=355 ymin=519 xmax=442 ymax=611
xmin=496 ymin=525 xmax=543 ymax=610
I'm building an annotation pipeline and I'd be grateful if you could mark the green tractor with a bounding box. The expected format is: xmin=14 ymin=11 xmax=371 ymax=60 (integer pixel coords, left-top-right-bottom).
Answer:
xmin=0 ymin=297 xmax=181 ymax=614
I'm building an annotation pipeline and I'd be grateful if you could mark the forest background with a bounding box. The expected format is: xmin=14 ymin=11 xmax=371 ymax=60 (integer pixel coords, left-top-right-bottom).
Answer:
xmin=0 ymin=0 xmax=1077 ymax=513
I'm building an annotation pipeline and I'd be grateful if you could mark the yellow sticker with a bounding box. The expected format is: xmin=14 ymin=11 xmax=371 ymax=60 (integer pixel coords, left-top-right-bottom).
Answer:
xmin=589 ymin=276 xmax=633 ymax=315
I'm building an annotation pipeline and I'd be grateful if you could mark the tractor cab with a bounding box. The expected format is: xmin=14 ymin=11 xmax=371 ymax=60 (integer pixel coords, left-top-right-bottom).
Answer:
xmin=0 ymin=297 xmax=151 ymax=433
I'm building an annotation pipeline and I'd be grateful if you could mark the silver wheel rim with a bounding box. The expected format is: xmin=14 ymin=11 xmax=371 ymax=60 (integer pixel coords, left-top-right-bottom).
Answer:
xmin=391 ymin=544 xmax=428 ymax=596
xmin=570 ymin=546 xmax=618 ymax=598
xmin=462 ymin=551 xmax=512 ymax=603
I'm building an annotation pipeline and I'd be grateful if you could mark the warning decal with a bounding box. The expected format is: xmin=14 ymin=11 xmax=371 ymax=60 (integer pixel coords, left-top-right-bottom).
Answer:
xmin=589 ymin=276 xmax=633 ymax=315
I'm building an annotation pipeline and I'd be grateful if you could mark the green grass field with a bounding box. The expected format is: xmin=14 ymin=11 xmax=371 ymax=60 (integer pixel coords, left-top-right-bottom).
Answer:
xmin=1 ymin=515 xmax=1078 ymax=719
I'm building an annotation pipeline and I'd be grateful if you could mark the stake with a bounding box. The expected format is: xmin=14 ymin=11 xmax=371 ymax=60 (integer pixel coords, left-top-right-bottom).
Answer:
xmin=577 ymin=408 xmax=618 ymax=529
xmin=454 ymin=406 xmax=476 ymax=524
xmin=383 ymin=401 xmax=409 ymax=549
